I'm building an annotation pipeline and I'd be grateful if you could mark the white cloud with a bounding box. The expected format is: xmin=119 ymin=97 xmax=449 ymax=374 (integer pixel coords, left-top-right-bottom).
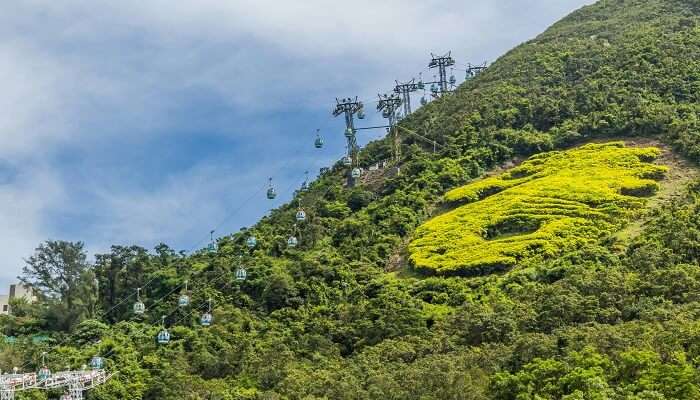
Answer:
xmin=0 ymin=164 xmax=64 ymax=286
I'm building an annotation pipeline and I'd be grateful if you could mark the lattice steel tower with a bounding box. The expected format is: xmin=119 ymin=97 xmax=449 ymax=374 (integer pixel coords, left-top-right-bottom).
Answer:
xmin=428 ymin=52 xmax=456 ymax=94
xmin=377 ymin=93 xmax=403 ymax=163
xmin=332 ymin=97 xmax=364 ymax=163
xmin=393 ymin=79 xmax=420 ymax=116
xmin=466 ymin=62 xmax=488 ymax=79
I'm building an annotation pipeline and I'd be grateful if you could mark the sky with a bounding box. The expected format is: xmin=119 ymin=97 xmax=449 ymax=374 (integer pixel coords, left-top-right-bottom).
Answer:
xmin=0 ymin=0 xmax=594 ymax=289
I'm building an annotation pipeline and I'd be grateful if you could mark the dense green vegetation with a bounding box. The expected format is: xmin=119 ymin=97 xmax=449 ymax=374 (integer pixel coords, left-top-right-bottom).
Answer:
xmin=410 ymin=142 xmax=667 ymax=274
xmin=4 ymin=0 xmax=700 ymax=398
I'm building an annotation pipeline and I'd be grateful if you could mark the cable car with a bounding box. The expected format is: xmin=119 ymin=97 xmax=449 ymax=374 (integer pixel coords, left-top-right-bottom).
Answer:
xmin=246 ymin=236 xmax=257 ymax=249
xmin=157 ymin=329 xmax=170 ymax=344
xmin=296 ymin=209 xmax=306 ymax=222
xmin=420 ymin=96 xmax=428 ymax=106
xmin=417 ymin=72 xmax=426 ymax=89
xmin=157 ymin=316 xmax=170 ymax=344
xmin=235 ymin=266 xmax=247 ymax=281
xmin=38 ymin=353 xmax=50 ymax=381
xmin=342 ymin=156 xmax=352 ymax=166
xmin=201 ymin=312 xmax=213 ymax=327
xmin=430 ymin=83 xmax=438 ymax=93
xmin=201 ymin=298 xmax=213 ymax=326
xmin=267 ymin=178 xmax=277 ymax=200
xmin=178 ymin=281 xmax=190 ymax=307
xmin=287 ymin=236 xmax=298 ymax=248
xmin=382 ymin=109 xmax=390 ymax=119
xmin=90 ymin=356 xmax=104 ymax=370
xmin=358 ymin=109 xmax=365 ymax=119
xmin=345 ymin=128 xmax=354 ymax=138
xmin=449 ymin=75 xmax=457 ymax=86
xmin=351 ymin=168 xmax=362 ymax=179
xmin=314 ymin=129 xmax=324 ymax=149
xmin=38 ymin=365 xmax=51 ymax=381
xmin=134 ymin=288 xmax=146 ymax=315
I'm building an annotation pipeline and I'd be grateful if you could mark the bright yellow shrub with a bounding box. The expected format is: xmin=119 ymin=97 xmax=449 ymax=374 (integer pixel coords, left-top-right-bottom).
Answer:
xmin=409 ymin=142 xmax=668 ymax=275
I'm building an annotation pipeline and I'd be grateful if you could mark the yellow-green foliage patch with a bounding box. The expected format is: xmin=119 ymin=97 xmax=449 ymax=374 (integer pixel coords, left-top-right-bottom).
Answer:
xmin=409 ymin=142 xmax=667 ymax=275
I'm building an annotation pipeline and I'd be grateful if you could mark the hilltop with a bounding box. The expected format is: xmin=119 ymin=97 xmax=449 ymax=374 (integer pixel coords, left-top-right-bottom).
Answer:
xmin=5 ymin=0 xmax=700 ymax=399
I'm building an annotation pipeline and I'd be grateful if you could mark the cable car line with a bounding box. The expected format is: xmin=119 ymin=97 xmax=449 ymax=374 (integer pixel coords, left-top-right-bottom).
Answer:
xmin=7 ymin=51 xmax=488 ymax=394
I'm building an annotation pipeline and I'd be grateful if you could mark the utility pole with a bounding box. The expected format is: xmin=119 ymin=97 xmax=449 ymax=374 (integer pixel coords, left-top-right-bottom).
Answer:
xmin=393 ymin=79 xmax=421 ymax=116
xmin=332 ymin=97 xmax=364 ymax=165
xmin=377 ymin=93 xmax=402 ymax=164
xmin=428 ymin=52 xmax=455 ymax=94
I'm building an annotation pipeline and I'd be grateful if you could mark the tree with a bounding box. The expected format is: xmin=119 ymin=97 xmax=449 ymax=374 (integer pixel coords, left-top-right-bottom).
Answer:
xmin=21 ymin=240 xmax=97 ymax=330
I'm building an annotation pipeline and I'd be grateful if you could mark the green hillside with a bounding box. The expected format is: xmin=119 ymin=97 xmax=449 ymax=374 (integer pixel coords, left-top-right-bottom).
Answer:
xmin=6 ymin=0 xmax=700 ymax=399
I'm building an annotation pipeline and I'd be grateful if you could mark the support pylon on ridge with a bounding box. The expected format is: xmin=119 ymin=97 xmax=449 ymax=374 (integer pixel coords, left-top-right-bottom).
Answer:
xmin=428 ymin=52 xmax=456 ymax=94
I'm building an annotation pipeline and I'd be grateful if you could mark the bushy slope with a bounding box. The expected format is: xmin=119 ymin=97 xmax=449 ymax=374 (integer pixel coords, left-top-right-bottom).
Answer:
xmin=4 ymin=1 xmax=700 ymax=399
xmin=410 ymin=143 xmax=667 ymax=274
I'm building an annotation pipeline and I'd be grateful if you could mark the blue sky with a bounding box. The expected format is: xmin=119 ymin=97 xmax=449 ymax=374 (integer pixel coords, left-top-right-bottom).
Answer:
xmin=0 ymin=0 xmax=593 ymax=289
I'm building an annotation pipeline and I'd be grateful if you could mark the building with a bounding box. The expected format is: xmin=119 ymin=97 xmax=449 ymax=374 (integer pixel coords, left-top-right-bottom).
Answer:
xmin=0 ymin=283 xmax=37 ymax=315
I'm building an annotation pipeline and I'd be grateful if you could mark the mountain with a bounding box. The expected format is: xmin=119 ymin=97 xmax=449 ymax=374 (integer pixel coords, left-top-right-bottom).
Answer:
xmin=5 ymin=0 xmax=700 ymax=398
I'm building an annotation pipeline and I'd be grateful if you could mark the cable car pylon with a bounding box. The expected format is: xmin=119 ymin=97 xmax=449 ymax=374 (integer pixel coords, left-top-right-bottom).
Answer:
xmin=377 ymin=93 xmax=402 ymax=164
xmin=428 ymin=51 xmax=456 ymax=95
xmin=394 ymin=78 xmax=420 ymax=116
xmin=332 ymin=97 xmax=364 ymax=186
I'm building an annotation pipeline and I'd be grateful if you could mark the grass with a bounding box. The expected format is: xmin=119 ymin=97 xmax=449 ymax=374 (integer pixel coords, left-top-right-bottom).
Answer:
xmin=408 ymin=142 xmax=668 ymax=275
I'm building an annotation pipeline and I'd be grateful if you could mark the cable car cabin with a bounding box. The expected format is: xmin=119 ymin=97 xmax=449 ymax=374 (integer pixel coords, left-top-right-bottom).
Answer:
xmin=37 ymin=366 xmax=51 ymax=381
xmin=420 ymin=96 xmax=428 ymax=106
xmin=358 ymin=109 xmax=365 ymax=119
xmin=342 ymin=156 xmax=352 ymax=166
xmin=351 ymin=168 xmax=362 ymax=179
xmin=178 ymin=294 xmax=190 ymax=307
xmin=90 ymin=356 xmax=104 ymax=370
xmin=449 ymin=75 xmax=457 ymax=85
xmin=133 ymin=301 xmax=146 ymax=315
xmin=235 ymin=266 xmax=247 ymax=281
xmin=296 ymin=209 xmax=306 ymax=222
xmin=287 ymin=236 xmax=298 ymax=248
xmin=207 ymin=242 xmax=216 ymax=252
xmin=345 ymin=128 xmax=354 ymax=138
xmin=267 ymin=187 xmax=277 ymax=200
xmin=201 ymin=312 xmax=213 ymax=326
xmin=431 ymin=83 xmax=438 ymax=93
xmin=246 ymin=236 xmax=257 ymax=249
xmin=314 ymin=135 xmax=324 ymax=149
xmin=157 ymin=329 xmax=171 ymax=344
xmin=418 ymin=81 xmax=425 ymax=89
